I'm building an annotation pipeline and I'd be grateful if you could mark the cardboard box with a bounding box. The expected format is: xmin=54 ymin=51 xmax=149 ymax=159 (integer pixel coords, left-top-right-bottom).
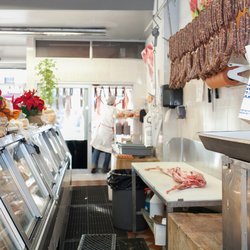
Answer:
xmin=111 ymin=153 xmax=158 ymax=170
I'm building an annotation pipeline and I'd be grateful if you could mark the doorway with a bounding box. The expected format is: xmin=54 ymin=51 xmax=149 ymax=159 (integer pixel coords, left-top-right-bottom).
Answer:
xmin=51 ymin=84 xmax=92 ymax=172
xmin=91 ymin=85 xmax=133 ymax=171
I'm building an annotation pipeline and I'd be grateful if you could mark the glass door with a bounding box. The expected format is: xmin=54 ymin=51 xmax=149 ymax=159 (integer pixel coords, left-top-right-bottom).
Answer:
xmin=41 ymin=132 xmax=62 ymax=168
xmin=0 ymin=200 xmax=26 ymax=249
xmin=46 ymin=129 xmax=67 ymax=162
xmin=31 ymin=133 xmax=59 ymax=174
xmin=50 ymin=128 xmax=70 ymax=158
xmin=23 ymin=142 xmax=54 ymax=193
xmin=0 ymin=152 xmax=37 ymax=243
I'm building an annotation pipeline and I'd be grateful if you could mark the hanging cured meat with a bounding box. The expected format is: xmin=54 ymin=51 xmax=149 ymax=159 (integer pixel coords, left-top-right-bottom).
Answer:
xmin=123 ymin=89 xmax=129 ymax=110
xmin=169 ymin=0 xmax=250 ymax=89
xmin=141 ymin=43 xmax=154 ymax=81
xmin=95 ymin=88 xmax=102 ymax=115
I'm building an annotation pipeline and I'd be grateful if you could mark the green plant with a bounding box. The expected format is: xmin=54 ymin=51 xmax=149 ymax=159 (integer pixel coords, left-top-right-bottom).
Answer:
xmin=36 ymin=59 xmax=58 ymax=106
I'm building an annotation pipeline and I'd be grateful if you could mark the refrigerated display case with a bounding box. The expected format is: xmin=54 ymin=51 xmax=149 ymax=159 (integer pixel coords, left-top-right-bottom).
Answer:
xmin=27 ymin=127 xmax=71 ymax=199
xmin=31 ymin=132 xmax=60 ymax=174
xmin=0 ymin=150 xmax=36 ymax=247
xmin=0 ymin=125 xmax=71 ymax=249
xmin=0 ymin=199 xmax=26 ymax=250
xmin=5 ymin=142 xmax=50 ymax=215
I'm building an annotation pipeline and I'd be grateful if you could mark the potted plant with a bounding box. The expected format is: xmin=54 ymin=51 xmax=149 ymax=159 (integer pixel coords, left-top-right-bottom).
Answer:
xmin=36 ymin=58 xmax=58 ymax=106
xmin=12 ymin=89 xmax=46 ymax=125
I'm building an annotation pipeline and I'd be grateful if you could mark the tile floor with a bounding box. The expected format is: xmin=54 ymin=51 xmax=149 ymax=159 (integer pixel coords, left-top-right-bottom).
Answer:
xmin=71 ymin=172 xmax=163 ymax=250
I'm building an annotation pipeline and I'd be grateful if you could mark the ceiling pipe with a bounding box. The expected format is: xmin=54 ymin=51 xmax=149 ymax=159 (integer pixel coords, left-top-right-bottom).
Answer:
xmin=0 ymin=27 xmax=106 ymax=36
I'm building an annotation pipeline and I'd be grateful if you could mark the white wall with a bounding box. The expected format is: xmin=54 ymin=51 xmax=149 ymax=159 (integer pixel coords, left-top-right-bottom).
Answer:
xmin=26 ymin=37 xmax=147 ymax=109
xmin=150 ymin=0 xmax=250 ymax=161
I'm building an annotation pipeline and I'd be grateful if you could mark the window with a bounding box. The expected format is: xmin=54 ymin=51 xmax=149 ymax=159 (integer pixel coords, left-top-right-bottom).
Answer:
xmin=92 ymin=42 xmax=144 ymax=58
xmin=36 ymin=40 xmax=90 ymax=58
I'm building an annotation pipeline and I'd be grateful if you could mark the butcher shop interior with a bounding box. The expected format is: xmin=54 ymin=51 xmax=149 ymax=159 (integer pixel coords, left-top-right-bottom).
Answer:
xmin=0 ymin=0 xmax=249 ymax=249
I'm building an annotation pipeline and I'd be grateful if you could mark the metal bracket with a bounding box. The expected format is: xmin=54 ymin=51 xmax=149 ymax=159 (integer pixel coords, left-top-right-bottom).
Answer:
xmin=227 ymin=63 xmax=250 ymax=84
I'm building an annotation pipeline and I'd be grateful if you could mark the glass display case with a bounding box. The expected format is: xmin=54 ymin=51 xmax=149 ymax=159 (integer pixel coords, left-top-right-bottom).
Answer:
xmin=31 ymin=133 xmax=59 ymax=175
xmin=5 ymin=142 xmax=50 ymax=215
xmin=41 ymin=131 xmax=63 ymax=167
xmin=50 ymin=128 xmax=69 ymax=158
xmin=46 ymin=129 xmax=67 ymax=162
xmin=23 ymin=142 xmax=54 ymax=194
xmin=0 ymin=125 xmax=71 ymax=250
xmin=0 ymin=200 xmax=26 ymax=250
xmin=29 ymin=131 xmax=68 ymax=198
xmin=0 ymin=151 xmax=36 ymax=243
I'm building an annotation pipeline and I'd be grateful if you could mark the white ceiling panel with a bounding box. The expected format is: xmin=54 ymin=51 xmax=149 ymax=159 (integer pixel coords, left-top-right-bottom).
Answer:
xmin=0 ymin=1 xmax=154 ymax=68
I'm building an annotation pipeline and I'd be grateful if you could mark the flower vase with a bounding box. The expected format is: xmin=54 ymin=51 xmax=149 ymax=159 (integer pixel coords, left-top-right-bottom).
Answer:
xmin=28 ymin=113 xmax=44 ymax=126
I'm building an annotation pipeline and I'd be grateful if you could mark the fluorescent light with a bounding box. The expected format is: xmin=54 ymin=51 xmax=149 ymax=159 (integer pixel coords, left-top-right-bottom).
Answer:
xmin=0 ymin=27 xmax=106 ymax=36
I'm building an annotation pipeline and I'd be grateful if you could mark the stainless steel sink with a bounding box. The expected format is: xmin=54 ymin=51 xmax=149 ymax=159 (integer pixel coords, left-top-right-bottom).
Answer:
xmin=198 ymin=130 xmax=250 ymax=162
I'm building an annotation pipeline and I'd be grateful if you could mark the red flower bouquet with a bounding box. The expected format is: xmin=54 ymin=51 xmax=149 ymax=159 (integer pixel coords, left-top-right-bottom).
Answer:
xmin=12 ymin=90 xmax=46 ymax=117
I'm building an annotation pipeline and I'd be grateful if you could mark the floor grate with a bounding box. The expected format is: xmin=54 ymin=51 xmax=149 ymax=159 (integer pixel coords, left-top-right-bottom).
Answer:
xmin=87 ymin=186 xmax=109 ymax=204
xmin=88 ymin=204 xmax=114 ymax=234
xmin=65 ymin=206 xmax=88 ymax=239
xmin=63 ymin=240 xmax=80 ymax=250
xmin=77 ymin=234 xmax=116 ymax=250
xmin=71 ymin=186 xmax=110 ymax=205
xmin=71 ymin=187 xmax=88 ymax=205
xmin=63 ymin=185 xmax=142 ymax=249
xmin=116 ymin=238 xmax=149 ymax=250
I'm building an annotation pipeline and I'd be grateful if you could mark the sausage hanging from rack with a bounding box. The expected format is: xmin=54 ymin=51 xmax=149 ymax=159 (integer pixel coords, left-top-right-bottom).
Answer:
xmin=234 ymin=0 xmax=239 ymax=18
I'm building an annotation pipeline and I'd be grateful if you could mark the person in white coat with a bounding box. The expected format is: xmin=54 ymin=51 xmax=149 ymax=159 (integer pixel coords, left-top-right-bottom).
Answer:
xmin=91 ymin=95 xmax=116 ymax=173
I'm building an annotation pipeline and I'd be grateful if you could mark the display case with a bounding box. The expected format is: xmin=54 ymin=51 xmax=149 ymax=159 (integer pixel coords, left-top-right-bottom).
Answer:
xmin=0 ymin=125 xmax=71 ymax=249
xmin=27 ymin=127 xmax=71 ymax=199
xmin=0 ymin=199 xmax=26 ymax=250
xmin=0 ymin=151 xmax=37 ymax=245
xmin=5 ymin=141 xmax=50 ymax=215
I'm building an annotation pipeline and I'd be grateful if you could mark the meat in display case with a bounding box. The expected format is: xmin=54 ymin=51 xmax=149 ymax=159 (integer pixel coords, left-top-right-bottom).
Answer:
xmin=0 ymin=200 xmax=26 ymax=249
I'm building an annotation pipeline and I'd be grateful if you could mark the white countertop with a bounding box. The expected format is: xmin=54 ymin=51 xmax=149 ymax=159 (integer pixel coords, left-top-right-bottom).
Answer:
xmin=132 ymin=162 xmax=222 ymax=205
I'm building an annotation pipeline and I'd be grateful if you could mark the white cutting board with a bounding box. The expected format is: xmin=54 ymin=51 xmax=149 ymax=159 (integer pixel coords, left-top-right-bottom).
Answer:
xmin=132 ymin=162 xmax=222 ymax=203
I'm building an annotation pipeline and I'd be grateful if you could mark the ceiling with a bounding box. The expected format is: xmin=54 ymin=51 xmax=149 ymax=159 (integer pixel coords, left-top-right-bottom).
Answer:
xmin=0 ymin=0 xmax=154 ymax=69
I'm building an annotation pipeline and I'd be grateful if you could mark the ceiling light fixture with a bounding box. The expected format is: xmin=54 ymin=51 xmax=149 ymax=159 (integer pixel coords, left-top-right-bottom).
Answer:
xmin=0 ymin=27 xmax=106 ymax=36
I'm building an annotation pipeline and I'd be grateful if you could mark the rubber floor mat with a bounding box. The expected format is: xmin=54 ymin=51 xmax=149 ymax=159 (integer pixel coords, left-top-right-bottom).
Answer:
xmin=77 ymin=234 xmax=116 ymax=250
xmin=88 ymin=204 xmax=114 ymax=234
xmin=71 ymin=187 xmax=88 ymax=205
xmin=63 ymin=185 xmax=127 ymax=247
xmin=65 ymin=206 xmax=88 ymax=239
xmin=71 ymin=186 xmax=110 ymax=205
xmin=86 ymin=186 xmax=109 ymax=204
xmin=116 ymin=238 xmax=149 ymax=250
xmin=63 ymin=240 xmax=80 ymax=250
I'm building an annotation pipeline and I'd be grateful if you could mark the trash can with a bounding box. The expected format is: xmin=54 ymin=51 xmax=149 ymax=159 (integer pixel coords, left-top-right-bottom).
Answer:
xmin=107 ymin=169 xmax=148 ymax=231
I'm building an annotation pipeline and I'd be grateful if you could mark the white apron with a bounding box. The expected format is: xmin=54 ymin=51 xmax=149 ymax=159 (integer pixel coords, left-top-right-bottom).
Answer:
xmin=91 ymin=105 xmax=116 ymax=153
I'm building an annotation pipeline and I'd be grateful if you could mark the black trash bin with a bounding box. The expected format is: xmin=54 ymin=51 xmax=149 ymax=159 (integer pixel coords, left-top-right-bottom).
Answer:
xmin=107 ymin=169 xmax=148 ymax=231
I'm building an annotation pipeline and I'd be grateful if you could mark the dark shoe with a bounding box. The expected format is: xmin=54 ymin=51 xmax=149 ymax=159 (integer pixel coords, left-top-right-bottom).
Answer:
xmin=91 ymin=168 xmax=96 ymax=174
xmin=103 ymin=168 xmax=110 ymax=173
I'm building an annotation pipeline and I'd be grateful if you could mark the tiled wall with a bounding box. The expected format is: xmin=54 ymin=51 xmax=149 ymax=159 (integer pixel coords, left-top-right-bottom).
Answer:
xmin=153 ymin=0 xmax=250 ymax=161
